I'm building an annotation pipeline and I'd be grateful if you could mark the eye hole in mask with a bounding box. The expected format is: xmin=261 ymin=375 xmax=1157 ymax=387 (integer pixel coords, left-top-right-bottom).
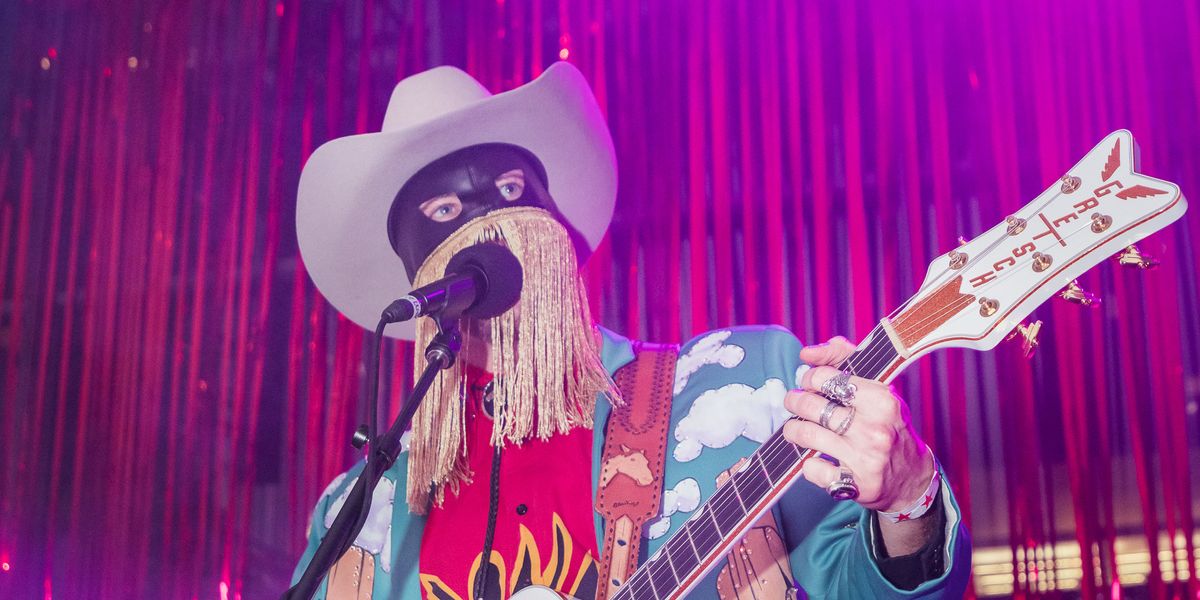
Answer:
xmin=388 ymin=144 xmax=592 ymax=280
xmin=416 ymin=169 xmax=527 ymax=223
xmin=494 ymin=169 xmax=526 ymax=202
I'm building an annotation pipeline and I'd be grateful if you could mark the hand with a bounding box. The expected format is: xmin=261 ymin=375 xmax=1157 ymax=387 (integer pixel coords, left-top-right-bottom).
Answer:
xmin=781 ymin=337 xmax=935 ymax=514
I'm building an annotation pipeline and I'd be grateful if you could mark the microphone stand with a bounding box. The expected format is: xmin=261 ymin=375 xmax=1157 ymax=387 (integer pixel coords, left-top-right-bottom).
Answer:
xmin=282 ymin=316 xmax=462 ymax=600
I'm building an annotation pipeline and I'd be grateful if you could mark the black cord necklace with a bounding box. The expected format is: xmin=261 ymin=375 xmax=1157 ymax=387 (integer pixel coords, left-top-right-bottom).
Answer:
xmin=473 ymin=382 xmax=504 ymax=600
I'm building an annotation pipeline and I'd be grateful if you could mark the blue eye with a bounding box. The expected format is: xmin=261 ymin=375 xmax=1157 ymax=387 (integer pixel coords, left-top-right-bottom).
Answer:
xmin=495 ymin=170 xmax=526 ymax=201
xmin=499 ymin=183 xmax=521 ymax=199
xmin=419 ymin=194 xmax=463 ymax=222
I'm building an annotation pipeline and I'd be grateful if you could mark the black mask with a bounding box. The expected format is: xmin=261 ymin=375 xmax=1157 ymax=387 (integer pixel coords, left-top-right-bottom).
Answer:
xmin=387 ymin=143 xmax=588 ymax=280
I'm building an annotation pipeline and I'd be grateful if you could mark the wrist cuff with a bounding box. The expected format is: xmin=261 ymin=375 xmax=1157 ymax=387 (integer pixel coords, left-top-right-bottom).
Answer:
xmin=877 ymin=449 xmax=941 ymax=523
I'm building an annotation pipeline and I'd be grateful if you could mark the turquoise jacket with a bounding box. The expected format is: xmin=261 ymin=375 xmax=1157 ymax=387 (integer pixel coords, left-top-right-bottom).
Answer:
xmin=292 ymin=326 xmax=971 ymax=598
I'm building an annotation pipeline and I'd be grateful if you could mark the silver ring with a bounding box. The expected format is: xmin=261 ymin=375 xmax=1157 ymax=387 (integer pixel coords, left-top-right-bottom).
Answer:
xmin=826 ymin=467 xmax=859 ymax=500
xmin=817 ymin=400 xmax=840 ymax=430
xmin=833 ymin=406 xmax=856 ymax=435
xmin=820 ymin=370 xmax=857 ymax=405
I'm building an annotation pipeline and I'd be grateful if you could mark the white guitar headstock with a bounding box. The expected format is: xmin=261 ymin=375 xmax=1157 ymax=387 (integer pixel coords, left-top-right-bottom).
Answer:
xmin=883 ymin=130 xmax=1186 ymax=361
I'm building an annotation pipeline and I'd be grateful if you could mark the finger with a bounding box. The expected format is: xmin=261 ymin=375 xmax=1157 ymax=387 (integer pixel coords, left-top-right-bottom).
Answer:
xmin=799 ymin=336 xmax=856 ymax=366
xmin=799 ymin=454 xmax=842 ymax=493
xmin=782 ymin=418 xmax=852 ymax=458
xmin=832 ymin=382 xmax=909 ymax=427
xmin=784 ymin=390 xmax=853 ymax=426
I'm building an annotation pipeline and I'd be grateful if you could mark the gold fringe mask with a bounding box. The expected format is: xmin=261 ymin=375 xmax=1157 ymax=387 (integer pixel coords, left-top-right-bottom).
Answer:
xmin=406 ymin=206 xmax=617 ymax=512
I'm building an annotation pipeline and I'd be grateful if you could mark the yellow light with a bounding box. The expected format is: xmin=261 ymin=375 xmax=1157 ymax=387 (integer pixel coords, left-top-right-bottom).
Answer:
xmin=40 ymin=57 xmax=50 ymax=70
xmin=128 ymin=56 xmax=138 ymax=69
xmin=973 ymin=532 xmax=1200 ymax=596
xmin=558 ymin=48 xmax=569 ymax=60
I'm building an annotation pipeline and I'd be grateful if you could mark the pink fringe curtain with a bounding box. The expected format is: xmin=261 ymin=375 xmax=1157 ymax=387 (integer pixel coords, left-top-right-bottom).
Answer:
xmin=1 ymin=0 xmax=1197 ymax=597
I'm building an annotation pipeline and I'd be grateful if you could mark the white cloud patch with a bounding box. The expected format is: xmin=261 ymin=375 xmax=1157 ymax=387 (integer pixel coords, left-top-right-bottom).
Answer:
xmin=647 ymin=478 xmax=701 ymax=540
xmin=674 ymin=330 xmax=746 ymax=394
xmin=319 ymin=472 xmax=348 ymax=501
xmin=325 ymin=476 xmax=396 ymax=573
xmin=794 ymin=363 xmax=810 ymax=388
xmin=647 ymin=519 xmax=671 ymax=542
xmin=673 ymin=378 xmax=792 ymax=463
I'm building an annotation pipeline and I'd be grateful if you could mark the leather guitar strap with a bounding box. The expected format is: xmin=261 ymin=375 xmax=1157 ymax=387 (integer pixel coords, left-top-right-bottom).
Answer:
xmin=595 ymin=342 xmax=678 ymax=600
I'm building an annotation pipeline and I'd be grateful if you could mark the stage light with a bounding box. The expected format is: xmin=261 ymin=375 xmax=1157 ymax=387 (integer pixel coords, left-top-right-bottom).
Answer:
xmin=559 ymin=48 xmax=569 ymax=60
xmin=1 ymin=561 xmax=10 ymax=572
xmin=40 ymin=57 xmax=50 ymax=70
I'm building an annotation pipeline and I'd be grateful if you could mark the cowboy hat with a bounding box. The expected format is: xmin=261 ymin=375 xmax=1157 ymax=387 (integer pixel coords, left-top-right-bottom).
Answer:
xmin=296 ymin=62 xmax=617 ymax=340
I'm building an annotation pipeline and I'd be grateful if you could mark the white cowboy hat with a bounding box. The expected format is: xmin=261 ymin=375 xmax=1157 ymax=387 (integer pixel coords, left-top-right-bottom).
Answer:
xmin=296 ymin=62 xmax=617 ymax=340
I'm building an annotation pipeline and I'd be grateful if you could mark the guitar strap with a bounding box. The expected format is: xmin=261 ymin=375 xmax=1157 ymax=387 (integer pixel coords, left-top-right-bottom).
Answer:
xmin=595 ymin=342 xmax=678 ymax=600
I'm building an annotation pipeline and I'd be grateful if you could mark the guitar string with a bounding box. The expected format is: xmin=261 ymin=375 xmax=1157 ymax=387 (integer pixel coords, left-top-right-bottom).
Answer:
xmin=616 ymin=429 xmax=823 ymax=589
xmin=645 ymin=213 xmax=1112 ymax=580
xmin=616 ymin=442 xmax=799 ymax=597
xmin=901 ymin=187 xmax=1069 ymax=317
xmin=615 ymin=318 xmax=918 ymax=596
xmin=825 ymin=179 xmax=1120 ymax=385
xmin=851 ymin=185 xmax=1087 ymax=367
xmin=618 ymin=171 xmax=1140 ymax=597
xmin=787 ymin=200 xmax=1102 ymax=391
xmin=849 ymin=213 xmax=1110 ymax=380
xmin=615 ymin=435 xmax=811 ymax=599
xmin=786 ymin=204 xmax=1080 ymax=390
xmin=616 ymin=307 xmax=908 ymax=598
xmin=615 ymin=213 xmax=1114 ymax=598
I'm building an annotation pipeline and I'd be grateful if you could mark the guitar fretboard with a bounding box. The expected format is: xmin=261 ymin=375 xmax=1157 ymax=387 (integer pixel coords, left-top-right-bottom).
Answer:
xmin=610 ymin=331 xmax=899 ymax=599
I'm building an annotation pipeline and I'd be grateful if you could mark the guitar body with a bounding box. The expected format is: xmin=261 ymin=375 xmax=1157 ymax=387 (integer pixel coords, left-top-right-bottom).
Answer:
xmin=510 ymin=586 xmax=568 ymax=600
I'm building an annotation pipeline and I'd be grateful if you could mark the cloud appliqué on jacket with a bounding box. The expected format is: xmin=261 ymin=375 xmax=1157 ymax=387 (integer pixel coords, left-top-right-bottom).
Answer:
xmin=672 ymin=378 xmax=791 ymax=462
xmin=673 ymin=330 xmax=746 ymax=394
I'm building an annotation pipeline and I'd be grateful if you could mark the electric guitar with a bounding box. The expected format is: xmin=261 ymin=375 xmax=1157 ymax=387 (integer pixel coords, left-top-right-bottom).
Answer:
xmin=511 ymin=130 xmax=1187 ymax=600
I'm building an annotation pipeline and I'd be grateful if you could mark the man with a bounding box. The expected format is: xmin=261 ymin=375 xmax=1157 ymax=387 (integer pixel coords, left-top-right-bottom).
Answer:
xmin=292 ymin=62 xmax=970 ymax=599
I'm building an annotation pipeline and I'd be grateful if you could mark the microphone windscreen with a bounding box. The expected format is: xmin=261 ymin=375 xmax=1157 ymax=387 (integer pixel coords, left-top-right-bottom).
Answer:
xmin=446 ymin=244 xmax=524 ymax=318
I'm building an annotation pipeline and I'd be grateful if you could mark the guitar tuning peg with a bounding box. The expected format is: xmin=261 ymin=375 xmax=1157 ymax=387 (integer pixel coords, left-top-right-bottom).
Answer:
xmin=1116 ymin=245 xmax=1159 ymax=270
xmin=1058 ymin=279 xmax=1100 ymax=307
xmin=1005 ymin=320 xmax=1042 ymax=358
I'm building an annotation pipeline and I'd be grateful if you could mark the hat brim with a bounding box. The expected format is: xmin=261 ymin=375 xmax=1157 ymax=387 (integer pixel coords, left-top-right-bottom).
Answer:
xmin=296 ymin=63 xmax=616 ymax=340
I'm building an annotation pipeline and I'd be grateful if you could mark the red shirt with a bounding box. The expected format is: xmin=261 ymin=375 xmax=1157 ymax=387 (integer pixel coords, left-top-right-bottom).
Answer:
xmin=418 ymin=369 xmax=599 ymax=600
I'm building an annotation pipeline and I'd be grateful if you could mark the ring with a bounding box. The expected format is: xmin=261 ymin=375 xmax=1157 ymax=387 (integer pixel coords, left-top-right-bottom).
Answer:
xmin=826 ymin=467 xmax=859 ymax=500
xmin=817 ymin=400 xmax=840 ymax=430
xmin=820 ymin=370 xmax=857 ymax=405
xmin=832 ymin=405 xmax=856 ymax=435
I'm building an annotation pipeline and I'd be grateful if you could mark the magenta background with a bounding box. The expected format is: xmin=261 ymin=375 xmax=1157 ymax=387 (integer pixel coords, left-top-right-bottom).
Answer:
xmin=1 ymin=0 xmax=1198 ymax=597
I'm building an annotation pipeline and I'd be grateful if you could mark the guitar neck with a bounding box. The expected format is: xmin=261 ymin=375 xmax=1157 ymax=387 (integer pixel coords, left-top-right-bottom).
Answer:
xmin=611 ymin=330 xmax=904 ymax=600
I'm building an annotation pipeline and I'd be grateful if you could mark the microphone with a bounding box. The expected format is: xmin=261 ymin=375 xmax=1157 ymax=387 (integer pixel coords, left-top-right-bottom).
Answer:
xmin=380 ymin=244 xmax=523 ymax=324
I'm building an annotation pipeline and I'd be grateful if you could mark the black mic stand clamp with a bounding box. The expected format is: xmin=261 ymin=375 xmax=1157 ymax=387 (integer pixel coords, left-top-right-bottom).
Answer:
xmin=376 ymin=315 xmax=461 ymax=463
xmin=282 ymin=316 xmax=462 ymax=600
